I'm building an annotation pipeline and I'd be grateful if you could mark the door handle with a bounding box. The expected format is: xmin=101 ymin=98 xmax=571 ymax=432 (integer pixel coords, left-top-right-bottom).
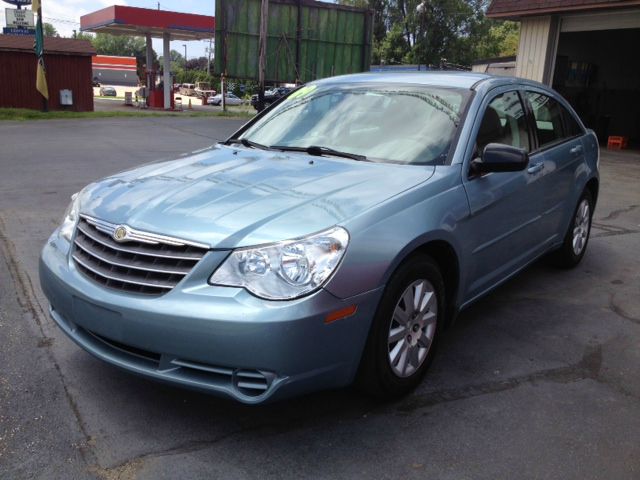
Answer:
xmin=570 ymin=145 xmax=583 ymax=155
xmin=527 ymin=162 xmax=544 ymax=174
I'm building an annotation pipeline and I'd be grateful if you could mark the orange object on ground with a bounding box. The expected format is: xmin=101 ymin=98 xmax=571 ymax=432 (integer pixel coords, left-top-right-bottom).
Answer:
xmin=607 ymin=136 xmax=628 ymax=150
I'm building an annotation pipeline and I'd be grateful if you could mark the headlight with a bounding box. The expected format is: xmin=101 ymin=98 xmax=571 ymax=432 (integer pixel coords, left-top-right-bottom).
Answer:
xmin=210 ymin=227 xmax=349 ymax=300
xmin=59 ymin=193 xmax=80 ymax=242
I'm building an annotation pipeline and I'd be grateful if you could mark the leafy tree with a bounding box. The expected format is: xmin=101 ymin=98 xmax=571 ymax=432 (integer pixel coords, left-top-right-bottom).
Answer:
xmin=43 ymin=23 xmax=59 ymax=37
xmin=74 ymin=32 xmax=94 ymax=41
xmin=92 ymin=33 xmax=148 ymax=59
xmin=159 ymin=50 xmax=187 ymax=73
xmin=185 ymin=57 xmax=209 ymax=71
xmin=475 ymin=20 xmax=520 ymax=58
xmin=377 ymin=24 xmax=411 ymax=64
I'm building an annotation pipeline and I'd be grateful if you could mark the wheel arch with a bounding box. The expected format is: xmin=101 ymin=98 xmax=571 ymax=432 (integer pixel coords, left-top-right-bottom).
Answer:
xmin=585 ymin=176 xmax=599 ymax=206
xmin=385 ymin=237 xmax=461 ymax=328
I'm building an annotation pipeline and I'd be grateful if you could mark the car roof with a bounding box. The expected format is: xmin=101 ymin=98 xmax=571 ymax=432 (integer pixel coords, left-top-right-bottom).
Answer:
xmin=312 ymin=71 xmax=549 ymax=92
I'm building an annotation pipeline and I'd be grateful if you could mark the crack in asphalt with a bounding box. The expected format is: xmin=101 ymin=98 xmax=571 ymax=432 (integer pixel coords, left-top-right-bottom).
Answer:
xmin=90 ymin=426 xmax=265 ymax=480
xmin=395 ymin=345 xmax=603 ymax=413
xmin=0 ymin=215 xmax=98 ymax=470
xmin=599 ymin=204 xmax=638 ymax=221
xmin=591 ymin=222 xmax=639 ymax=238
xmin=609 ymin=293 xmax=640 ymax=326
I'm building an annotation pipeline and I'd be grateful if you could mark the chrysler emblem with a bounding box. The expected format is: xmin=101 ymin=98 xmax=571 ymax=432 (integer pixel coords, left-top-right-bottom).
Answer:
xmin=113 ymin=225 xmax=128 ymax=242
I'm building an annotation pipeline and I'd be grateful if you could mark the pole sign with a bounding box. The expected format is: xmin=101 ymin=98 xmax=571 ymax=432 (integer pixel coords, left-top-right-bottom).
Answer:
xmin=6 ymin=8 xmax=34 ymax=28
xmin=2 ymin=0 xmax=32 ymax=6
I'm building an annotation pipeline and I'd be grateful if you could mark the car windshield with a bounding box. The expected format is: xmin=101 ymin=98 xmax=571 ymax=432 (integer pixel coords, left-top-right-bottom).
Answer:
xmin=240 ymin=83 xmax=469 ymax=165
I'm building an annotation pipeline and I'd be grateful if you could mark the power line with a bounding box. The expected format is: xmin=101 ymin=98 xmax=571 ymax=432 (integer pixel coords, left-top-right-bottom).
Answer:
xmin=43 ymin=16 xmax=80 ymax=26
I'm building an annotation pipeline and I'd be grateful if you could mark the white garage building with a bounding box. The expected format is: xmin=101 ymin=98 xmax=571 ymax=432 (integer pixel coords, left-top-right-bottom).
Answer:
xmin=488 ymin=0 xmax=640 ymax=146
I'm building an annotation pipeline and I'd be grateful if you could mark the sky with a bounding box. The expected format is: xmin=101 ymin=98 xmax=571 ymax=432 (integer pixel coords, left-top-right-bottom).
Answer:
xmin=0 ymin=0 xmax=215 ymax=58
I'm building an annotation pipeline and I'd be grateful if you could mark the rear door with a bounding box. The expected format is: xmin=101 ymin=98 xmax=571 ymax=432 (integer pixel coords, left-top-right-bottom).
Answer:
xmin=524 ymin=90 xmax=586 ymax=240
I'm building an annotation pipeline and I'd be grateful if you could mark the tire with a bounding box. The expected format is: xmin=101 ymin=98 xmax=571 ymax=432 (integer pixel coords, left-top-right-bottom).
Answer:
xmin=549 ymin=189 xmax=594 ymax=268
xmin=357 ymin=254 xmax=444 ymax=399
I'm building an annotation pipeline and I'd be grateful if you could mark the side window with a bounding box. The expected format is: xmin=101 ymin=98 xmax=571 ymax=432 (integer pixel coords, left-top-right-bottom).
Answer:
xmin=562 ymin=107 xmax=583 ymax=138
xmin=476 ymin=91 xmax=530 ymax=154
xmin=525 ymin=92 xmax=565 ymax=147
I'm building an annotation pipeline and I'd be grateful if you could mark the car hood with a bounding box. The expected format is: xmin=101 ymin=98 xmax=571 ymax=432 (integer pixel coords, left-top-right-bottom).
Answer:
xmin=79 ymin=145 xmax=435 ymax=248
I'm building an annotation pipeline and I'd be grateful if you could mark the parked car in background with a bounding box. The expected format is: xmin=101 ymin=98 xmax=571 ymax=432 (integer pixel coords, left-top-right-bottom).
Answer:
xmin=180 ymin=83 xmax=195 ymax=96
xmin=207 ymin=92 xmax=242 ymax=106
xmin=40 ymin=73 xmax=599 ymax=404
xmin=194 ymin=81 xmax=216 ymax=100
xmin=250 ymin=87 xmax=293 ymax=111
xmin=98 ymin=86 xmax=117 ymax=97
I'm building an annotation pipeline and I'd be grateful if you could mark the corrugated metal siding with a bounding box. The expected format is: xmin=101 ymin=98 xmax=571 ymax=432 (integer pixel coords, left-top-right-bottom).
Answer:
xmin=216 ymin=0 xmax=373 ymax=83
xmin=515 ymin=16 xmax=560 ymax=83
xmin=0 ymin=50 xmax=94 ymax=111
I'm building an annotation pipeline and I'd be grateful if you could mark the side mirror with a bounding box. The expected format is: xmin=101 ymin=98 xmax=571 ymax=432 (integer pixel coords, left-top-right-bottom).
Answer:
xmin=470 ymin=143 xmax=529 ymax=175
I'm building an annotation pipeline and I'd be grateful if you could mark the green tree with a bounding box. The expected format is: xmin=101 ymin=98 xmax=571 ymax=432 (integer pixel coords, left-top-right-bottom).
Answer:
xmin=43 ymin=22 xmax=59 ymax=37
xmin=92 ymin=33 xmax=147 ymax=58
xmin=475 ymin=20 xmax=520 ymax=58
xmin=400 ymin=0 xmax=488 ymax=66
xmin=158 ymin=50 xmax=186 ymax=73
xmin=377 ymin=23 xmax=410 ymax=64
xmin=74 ymin=32 xmax=94 ymax=41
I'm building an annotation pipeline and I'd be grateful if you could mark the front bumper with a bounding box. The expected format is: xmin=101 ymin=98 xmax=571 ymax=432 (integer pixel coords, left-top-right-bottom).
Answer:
xmin=39 ymin=233 xmax=382 ymax=404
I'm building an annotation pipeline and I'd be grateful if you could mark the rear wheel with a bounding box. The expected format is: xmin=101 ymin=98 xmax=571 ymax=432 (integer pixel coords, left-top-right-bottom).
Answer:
xmin=549 ymin=190 xmax=593 ymax=268
xmin=357 ymin=254 xmax=444 ymax=399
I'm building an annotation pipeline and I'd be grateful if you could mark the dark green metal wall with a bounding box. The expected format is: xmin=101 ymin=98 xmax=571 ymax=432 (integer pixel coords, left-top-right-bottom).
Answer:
xmin=215 ymin=0 xmax=373 ymax=83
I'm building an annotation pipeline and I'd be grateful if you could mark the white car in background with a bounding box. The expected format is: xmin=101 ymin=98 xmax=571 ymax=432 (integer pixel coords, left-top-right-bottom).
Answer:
xmin=207 ymin=93 xmax=243 ymax=106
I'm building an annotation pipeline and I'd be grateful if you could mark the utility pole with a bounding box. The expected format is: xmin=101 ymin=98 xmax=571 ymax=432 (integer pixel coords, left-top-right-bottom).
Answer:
xmin=257 ymin=0 xmax=269 ymax=111
xmin=206 ymin=37 xmax=213 ymax=76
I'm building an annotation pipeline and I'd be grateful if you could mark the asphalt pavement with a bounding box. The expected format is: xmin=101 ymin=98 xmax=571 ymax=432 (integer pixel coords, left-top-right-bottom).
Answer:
xmin=1 ymin=117 xmax=639 ymax=479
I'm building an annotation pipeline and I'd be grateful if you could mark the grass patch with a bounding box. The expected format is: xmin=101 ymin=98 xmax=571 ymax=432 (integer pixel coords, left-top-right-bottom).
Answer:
xmin=0 ymin=108 xmax=255 ymax=121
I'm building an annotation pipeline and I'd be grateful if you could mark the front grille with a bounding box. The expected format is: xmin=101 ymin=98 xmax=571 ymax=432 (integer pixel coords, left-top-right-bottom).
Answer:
xmin=72 ymin=216 xmax=209 ymax=295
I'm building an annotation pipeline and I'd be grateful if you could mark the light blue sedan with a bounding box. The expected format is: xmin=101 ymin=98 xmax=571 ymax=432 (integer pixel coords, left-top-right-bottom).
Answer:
xmin=39 ymin=73 xmax=599 ymax=403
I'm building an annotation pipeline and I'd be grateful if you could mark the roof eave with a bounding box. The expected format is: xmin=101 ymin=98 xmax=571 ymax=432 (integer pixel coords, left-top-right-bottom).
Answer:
xmin=487 ymin=0 xmax=640 ymax=18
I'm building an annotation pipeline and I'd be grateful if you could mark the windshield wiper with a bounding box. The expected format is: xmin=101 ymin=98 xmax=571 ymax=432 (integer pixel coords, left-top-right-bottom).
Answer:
xmin=271 ymin=145 xmax=368 ymax=162
xmin=223 ymin=137 xmax=270 ymax=150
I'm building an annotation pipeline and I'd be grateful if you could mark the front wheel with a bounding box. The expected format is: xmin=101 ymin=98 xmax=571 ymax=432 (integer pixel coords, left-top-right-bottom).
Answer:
xmin=549 ymin=190 xmax=594 ymax=268
xmin=357 ymin=254 xmax=444 ymax=399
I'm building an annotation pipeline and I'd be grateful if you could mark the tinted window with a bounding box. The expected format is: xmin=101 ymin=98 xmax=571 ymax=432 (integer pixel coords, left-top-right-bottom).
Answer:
xmin=526 ymin=92 xmax=565 ymax=147
xmin=476 ymin=91 xmax=530 ymax=153
xmin=563 ymin=107 xmax=583 ymax=137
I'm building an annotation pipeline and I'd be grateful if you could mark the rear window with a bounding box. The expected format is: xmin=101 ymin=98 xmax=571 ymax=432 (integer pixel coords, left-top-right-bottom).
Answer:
xmin=526 ymin=91 xmax=583 ymax=148
xmin=563 ymin=108 xmax=583 ymax=137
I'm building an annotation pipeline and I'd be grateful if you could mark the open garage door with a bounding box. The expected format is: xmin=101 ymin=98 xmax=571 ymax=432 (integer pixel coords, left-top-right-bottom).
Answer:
xmin=553 ymin=12 xmax=640 ymax=146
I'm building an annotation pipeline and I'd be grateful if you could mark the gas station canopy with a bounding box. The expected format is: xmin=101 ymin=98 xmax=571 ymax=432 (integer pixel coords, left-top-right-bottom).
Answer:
xmin=80 ymin=6 xmax=215 ymax=110
xmin=80 ymin=6 xmax=215 ymax=41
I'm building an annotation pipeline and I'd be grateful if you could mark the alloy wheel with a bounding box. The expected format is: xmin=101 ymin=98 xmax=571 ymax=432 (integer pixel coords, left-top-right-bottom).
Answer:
xmin=387 ymin=279 xmax=437 ymax=378
xmin=572 ymin=199 xmax=590 ymax=255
